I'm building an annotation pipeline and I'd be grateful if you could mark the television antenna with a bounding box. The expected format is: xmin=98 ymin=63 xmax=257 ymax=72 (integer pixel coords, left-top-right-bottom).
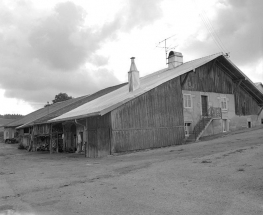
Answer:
xmin=156 ymin=34 xmax=177 ymax=64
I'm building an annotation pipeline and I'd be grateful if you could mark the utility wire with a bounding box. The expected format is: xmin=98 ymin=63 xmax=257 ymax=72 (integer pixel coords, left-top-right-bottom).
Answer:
xmin=201 ymin=12 xmax=228 ymax=53
xmin=199 ymin=13 xmax=224 ymax=52
xmin=193 ymin=0 xmax=228 ymax=55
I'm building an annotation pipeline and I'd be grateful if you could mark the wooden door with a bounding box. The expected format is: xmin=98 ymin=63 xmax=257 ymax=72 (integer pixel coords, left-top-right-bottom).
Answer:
xmin=201 ymin=95 xmax=208 ymax=116
xmin=87 ymin=130 xmax=98 ymax=158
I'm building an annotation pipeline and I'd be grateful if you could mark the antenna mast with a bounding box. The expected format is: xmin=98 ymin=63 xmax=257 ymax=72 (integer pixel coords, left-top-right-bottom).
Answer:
xmin=156 ymin=34 xmax=176 ymax=64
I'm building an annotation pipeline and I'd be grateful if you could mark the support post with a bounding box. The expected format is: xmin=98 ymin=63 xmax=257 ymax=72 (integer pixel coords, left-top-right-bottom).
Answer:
xmin=32 ymin=126 xmax=35 ymax=152
xmin=50 ymin=124 xmax=53 ymax=154
xmin=63 ymin=125 xmax=65 ymax=152
xmin=181 ymin=72 xmax=190 ymax=88
xmin=85 ymin=118 xmax=88 ymax=158
xmin=257 ymin=106 xmax=263 ymax=116
xmin=56 ymin=132 xmax=59 ymax=153
xmin=233 ymin=79 xmax=243 ymax=94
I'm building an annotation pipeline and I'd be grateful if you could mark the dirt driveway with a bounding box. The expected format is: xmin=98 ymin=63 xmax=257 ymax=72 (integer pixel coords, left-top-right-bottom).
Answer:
xmin=1 ymin=127 xmax=263 ymax=215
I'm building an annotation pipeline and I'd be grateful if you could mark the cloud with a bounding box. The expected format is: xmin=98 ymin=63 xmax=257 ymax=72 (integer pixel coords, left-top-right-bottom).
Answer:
xmin=28 ymin=2 xmax=98 ymax=71
xmin=182 ymin=0 xmax=263 ymax=71
xmin=0 ymin=0 xmax=165 ymax=110
xmin=123 ymin=0 xmax=163 ymax=30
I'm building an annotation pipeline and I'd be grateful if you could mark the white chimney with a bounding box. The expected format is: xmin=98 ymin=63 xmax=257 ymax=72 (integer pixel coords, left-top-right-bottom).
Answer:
xmin=128 ymin=57 xmax=140 ymax=92
xmin=168 ymin=51 xmax=183 ymax=69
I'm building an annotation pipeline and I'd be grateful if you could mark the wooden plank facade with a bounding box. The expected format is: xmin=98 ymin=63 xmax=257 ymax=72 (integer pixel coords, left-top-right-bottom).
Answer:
xmin=182 ymin=60 xmax=261 ymax=116
xmin=111 ymin=76 xmax=184 ymax=152
xmin=84 ymin=76 xmax=185 ymax=157
xmin=86 ymin=114 xmax=111 ymax=157
xmin=26 ymin=53 xmax=262 ymax=157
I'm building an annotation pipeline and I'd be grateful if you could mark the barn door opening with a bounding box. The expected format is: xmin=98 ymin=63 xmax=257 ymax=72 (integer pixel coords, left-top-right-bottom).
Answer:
xmin=201 ymin=95 xmax=208 ymax=116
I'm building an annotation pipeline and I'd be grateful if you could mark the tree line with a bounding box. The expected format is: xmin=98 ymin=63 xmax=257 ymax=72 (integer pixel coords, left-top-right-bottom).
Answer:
xmin=0 ymin=114 xmax=24 ymax=119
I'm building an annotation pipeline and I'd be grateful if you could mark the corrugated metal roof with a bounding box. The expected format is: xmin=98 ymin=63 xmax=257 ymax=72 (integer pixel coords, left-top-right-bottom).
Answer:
xmin=5 ymin=96 xmax=89 ymax=128
xmin=16 ymin=83 xmax=127 ymax=129
xmin=49 ymin=53 xmax=224 ymax=122
xmin=0 ymin=118 xmax=15 ymax=127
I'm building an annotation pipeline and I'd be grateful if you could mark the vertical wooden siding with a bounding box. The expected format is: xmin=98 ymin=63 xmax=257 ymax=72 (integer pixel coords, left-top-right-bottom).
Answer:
xmin=234 ymin=86 xmax=259 ymax=115
xmin=86 ymin=113 xmax=111 ymax=157
xmin=111 ymin=77 xmax=185 ymax=153
xmin=182 ymin=61 xmax=233 ymax=94
xmin=182 ymin=61 xmax=260 ymax=115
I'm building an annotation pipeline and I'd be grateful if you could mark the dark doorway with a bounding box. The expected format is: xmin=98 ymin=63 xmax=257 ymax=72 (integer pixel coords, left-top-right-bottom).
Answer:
xmin=248 ymin=121 xmax=251 ymax=128
xmin=201 ymin=95 xmax=208 ymax=116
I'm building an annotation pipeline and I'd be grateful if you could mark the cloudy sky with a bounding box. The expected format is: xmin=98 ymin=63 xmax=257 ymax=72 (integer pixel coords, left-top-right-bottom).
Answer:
xmin=0 ymin=0 xmax=262 ymax=115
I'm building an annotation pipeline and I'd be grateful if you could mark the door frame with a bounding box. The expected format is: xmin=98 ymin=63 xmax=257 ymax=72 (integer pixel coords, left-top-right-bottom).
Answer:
xmin=200 ymin=94 xmax=209 ymax=116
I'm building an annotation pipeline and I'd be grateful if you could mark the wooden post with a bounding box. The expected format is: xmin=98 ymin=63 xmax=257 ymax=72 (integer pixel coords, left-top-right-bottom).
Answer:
xmin=62 ymin=124 xmax=65 ymax=152
xmin=32 ymin=126 xmax=35 ymax=152
xmin=50 ymin=124 xmax=53 ymax=154
xmin=56 ymin=132 xmax=59 ymax=153
xmin=85 ymin=118 xmax=88 ymax=158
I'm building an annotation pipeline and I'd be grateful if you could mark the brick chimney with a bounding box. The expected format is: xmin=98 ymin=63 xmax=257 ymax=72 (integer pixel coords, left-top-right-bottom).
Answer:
xmin=128 ymin=57 xmax=140 ymax=92
xmin=168 ymin=51 xmax=183 ymax=69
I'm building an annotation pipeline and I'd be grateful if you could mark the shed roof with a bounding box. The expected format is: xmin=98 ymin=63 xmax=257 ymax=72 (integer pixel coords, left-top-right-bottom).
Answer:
xmin=0 ymin=118 xmax=15 ymax=127
xmin=49 ymin=53 xmax=263 ymax=123
xmin=5 ymin=96 xmax=89 ymax=128
xmin=15 ymin=83 xmax=127 ymax=129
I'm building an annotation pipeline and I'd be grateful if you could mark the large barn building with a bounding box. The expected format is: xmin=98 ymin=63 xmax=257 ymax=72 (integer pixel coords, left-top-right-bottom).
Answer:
xmin=49 ymin=52 xmax=263 ymax=157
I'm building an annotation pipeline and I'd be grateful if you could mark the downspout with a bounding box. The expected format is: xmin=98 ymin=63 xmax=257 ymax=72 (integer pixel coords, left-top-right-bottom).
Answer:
xmin=75 ymin=119 xmax=86 ymax=127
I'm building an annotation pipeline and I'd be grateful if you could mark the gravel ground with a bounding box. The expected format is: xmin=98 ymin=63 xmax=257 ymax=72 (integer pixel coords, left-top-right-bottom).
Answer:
xmin=0 ymin=126 xmax=263 ymax=215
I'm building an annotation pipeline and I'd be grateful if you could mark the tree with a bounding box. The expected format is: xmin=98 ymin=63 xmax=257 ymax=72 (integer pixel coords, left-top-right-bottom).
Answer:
xmin=52 ymin=93 xmax=73 ymax=104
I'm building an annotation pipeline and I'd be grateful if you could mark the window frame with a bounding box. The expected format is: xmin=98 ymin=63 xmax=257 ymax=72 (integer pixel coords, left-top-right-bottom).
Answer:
xmin=220 ymin=97 xmax=228 ymax=111
xmin=183 ymin=94 xmax=192 ymax=108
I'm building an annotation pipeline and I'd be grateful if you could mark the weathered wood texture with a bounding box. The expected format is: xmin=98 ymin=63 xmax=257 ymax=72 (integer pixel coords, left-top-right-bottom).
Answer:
xmin=64 ymin=123 xmax=76 ymax=150
xmin=86 ymin=114 xmax=111 ymax=157
xmin=182 ymin=61 xmax=233 ymax=94
xmin=111 ymin=77 xmax=185 ymax=153
xmin=182 ymin=61 xmax=260 ymax=115
xmin=35 ymin=124 xmax=50 ymax=135
xmin=234 ymin=86 xmax=260 ymax=115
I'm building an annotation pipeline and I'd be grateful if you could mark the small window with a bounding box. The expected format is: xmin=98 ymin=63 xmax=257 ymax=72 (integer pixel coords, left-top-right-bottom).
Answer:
xmin=184 ymin=122 xmax=192 ymax=136
xmin=183 ymin=94 xmax=192 ymax=108
xmin=220 ymin=97 xmax=227 ymax=110
xmin=24 ymin=127 xmax=29 ymax=134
